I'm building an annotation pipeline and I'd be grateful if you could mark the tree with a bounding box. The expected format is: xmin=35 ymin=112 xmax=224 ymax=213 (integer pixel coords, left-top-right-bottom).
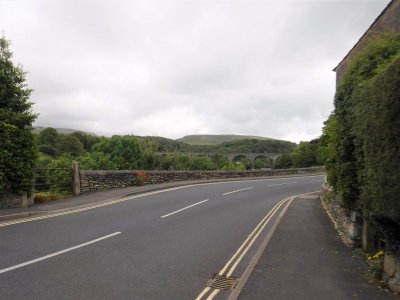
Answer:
xmin=38 ymin=127 xmax=59 ymax=156
xmin=319 ymin=114 xmax=338 ymax=187
xmin=79 ymin=152 xmax=117 ymax=170
xmin=91 ymin=135 xmax=147 ymax=169
xmin=56 ymin=134 xmax=84 ymax=157
xmin=291 ymin=141 xmax=320 ymax=168
xmin=0 ymin=36 xmax=37 ymax=198
xmin=70 ymin=131 xmax=100 ymax=152
xmin=273 ymin=153 xmax=293 ymax=169
xmin=39 ymin=127 xmax=58 ymax=147
xmin=189 ymin=157 xmax=217 ymax=170
xmin=254 ymin=157 xmax=271 ymax=169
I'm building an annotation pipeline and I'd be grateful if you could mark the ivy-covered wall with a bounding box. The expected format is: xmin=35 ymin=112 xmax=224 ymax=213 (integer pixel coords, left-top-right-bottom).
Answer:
xmin=322 ymin=32 xmax=400 ymax=250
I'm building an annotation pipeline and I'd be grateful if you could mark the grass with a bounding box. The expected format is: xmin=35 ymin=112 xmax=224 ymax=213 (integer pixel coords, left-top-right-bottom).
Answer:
xmin=34 ymin=191 xmax=72 ymax=204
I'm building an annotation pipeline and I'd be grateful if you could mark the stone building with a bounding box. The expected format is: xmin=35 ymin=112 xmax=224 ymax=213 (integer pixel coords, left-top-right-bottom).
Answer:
xmin=334 ymin=0 xmax=400 ymax=85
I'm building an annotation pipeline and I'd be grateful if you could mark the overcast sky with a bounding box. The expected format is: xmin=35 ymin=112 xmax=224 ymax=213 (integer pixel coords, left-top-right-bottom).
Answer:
xmin=0 ymin=0 xmax=390 ymax=142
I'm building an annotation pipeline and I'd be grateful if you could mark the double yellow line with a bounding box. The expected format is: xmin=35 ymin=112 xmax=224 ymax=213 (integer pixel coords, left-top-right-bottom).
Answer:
xmin=0 ymin=186 xmax=192 ymax=228
xmin=195 ymin=196 xmax=294 ymax=300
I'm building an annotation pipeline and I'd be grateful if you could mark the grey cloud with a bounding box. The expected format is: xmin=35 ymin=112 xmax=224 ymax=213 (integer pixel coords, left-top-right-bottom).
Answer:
xmin=0 ymin=0 xmax=391 ymax=142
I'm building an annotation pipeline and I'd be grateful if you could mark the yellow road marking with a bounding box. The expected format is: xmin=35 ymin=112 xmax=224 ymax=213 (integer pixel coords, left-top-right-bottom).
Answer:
xmin=206 ymin=289 xmax=220 ymax=300
xmin=195 ymin=197 xmax=290 ymax=300
xmin=218 ymin=197 xmax=290 ymax=276
xmin=195 ymin=287 xmax=211 ymax=300
xmin=195 ymin=190 xmax=320 ymax=300
xmin=225 ymin=198 xmax=291 ymax=277
xmin=0 ymin=176 xmax=323 ymax=228
xmin=0 ymin=185 xmax=192 ymax=228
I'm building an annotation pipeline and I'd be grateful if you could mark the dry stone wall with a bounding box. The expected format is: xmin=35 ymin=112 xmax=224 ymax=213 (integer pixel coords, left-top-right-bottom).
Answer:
xmin=320 ymin=184 xmax=362 ymax=247
xmin=80 ymin=167 xmax=325 ymax=193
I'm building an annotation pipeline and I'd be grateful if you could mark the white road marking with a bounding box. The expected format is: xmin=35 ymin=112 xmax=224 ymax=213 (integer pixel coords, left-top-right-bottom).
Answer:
xmin=0 ymin=232 xmax=121 ymax=274
xmin=222 ymin=187 xmax=253 ymax=196
xmin=160 ymin=199 xmax=209 ymax=218
xmin=0 ymin=175 xmax=324 ymax=228
xmin=268 ymin=182 xmax=297 ymax=187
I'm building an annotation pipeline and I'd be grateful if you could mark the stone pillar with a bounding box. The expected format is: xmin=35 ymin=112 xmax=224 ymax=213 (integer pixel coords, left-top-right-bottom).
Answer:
xmin=28 ymin=194 xmax=35 ymax=206
xmin=362 ymin=221 xmax=378 ymax=253
xmin=383 ymin=252 xmax=400 ymax=294
xmin=72 ymin=161 xmax=81 ymax=196
xmin=20 ymin=192 xmax=28 ymax=208
xmin=348 ymin=210 xmax=362 ymax=245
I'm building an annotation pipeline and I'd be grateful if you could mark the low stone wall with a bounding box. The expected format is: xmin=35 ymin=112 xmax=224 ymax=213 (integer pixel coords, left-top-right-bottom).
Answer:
xmin=384 ymin=252 xmax=400 ymax=294
xmin=321 ymin=183 xmax=400 ymax=295
xmin=320 ymin=183 xmax=362 ymax=247
xmin=80 ymin=167 xmax=325 ymax=193
xmin=0 ymin=192 xmax=29 ymax=209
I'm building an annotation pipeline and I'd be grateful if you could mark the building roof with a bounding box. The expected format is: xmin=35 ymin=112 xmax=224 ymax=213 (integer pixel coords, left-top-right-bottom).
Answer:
xmin=333 ymin=0 xmax=395 ymax=71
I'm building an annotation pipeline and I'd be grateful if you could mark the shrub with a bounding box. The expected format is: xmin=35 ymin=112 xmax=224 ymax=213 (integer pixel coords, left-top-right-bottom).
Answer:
xmin=0 ymin=36 xmax=37 ymax=197
xmin=333 ymin=32 xmax=400 ymax=211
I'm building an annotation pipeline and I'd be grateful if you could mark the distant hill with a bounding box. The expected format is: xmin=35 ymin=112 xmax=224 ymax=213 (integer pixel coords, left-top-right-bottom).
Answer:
xmin=35 ymin=126 xmax=97 ymax=136
xmin=177 ymin=134 xmax=274 ymax=145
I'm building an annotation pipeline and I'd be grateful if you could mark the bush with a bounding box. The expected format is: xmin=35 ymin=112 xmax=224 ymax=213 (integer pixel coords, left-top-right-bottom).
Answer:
xmin=189 ymin=157 xmax=217 ymax=170
xmin=322 ymin=32 xmax=400 ymax=247
xmin=333 ymin=32 xmax=400 ymax=211
xmin=355 ymin=56 xmax=400 ymax=227
xmin=273 ymin=153 xmax=293 ymax=169
xmin=39 ymin=144 xmax=58 ymax=156
xmin=221 ymin=162 xmax=246 ymax=171
xmin=0 ymin=36 xmax=37 ymax=197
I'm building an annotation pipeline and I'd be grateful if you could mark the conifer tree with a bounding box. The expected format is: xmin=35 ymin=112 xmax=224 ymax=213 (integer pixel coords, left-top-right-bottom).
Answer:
xmin=0 ymin=35 xmax=37 ymax=200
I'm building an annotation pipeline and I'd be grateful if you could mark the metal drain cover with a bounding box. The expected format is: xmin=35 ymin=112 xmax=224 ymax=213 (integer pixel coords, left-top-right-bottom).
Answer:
xmin=206 ymin=274 xmax=238 ymax=290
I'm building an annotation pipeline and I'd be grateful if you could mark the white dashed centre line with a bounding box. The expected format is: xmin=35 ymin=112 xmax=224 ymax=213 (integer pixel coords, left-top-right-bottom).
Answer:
xmin=222 ymin=187 xmax=253 ymax=196
xmin=268 ymin=182 xmax=297 ymax=187
xmin=0 ymin=232 xmax=121 ymax=274
xmin=161 ymin=199 xmax=209 ymax=218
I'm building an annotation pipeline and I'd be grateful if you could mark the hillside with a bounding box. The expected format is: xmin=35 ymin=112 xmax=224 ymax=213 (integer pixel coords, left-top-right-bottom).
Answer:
xmin=35 ymin=126 xmax=97 ymax=136
xmin=34 ymin=127 xmax=295 ymax=154
xmin=138 ymin=136 xmax=295 ymax=154
xmin=177 ymin=134 xmax=273 ymax=145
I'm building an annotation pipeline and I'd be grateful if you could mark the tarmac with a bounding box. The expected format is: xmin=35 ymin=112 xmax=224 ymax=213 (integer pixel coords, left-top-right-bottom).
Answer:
xmin=0 ymin=177 xmax=395 ymax=299
xmin=238 ymin=194 xmax=395 ymax=300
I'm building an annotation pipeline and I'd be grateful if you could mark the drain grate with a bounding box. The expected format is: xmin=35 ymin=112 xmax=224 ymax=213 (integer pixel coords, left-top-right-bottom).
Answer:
xmin=206 ymin=274 xmax=238 ymax=290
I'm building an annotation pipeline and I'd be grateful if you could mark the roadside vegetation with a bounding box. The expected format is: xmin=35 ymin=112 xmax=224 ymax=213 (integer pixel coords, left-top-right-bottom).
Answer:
xmin=35 ymin=129 xmax=321 ymax=172
xmin=320 ymin=32 xmax=400 ymax=251
xmin=0 ymin=36 xmax=37 ymax=202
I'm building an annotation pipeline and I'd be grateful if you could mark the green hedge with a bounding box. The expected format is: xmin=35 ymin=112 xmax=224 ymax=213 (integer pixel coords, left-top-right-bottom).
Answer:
xmin=0 ymin=37 xmax=37 ymax=197
xmin=325 ymin=32 xmax=400 ymax=247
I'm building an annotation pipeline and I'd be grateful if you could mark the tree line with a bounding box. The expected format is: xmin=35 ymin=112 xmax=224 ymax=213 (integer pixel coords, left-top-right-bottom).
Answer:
xmin=36 ymin=128 xmax=321 ymax=172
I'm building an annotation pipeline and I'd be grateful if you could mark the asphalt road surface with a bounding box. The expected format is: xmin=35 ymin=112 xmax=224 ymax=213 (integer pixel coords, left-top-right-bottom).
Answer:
xmin=0 ymin=175 xmax=324 ymax=299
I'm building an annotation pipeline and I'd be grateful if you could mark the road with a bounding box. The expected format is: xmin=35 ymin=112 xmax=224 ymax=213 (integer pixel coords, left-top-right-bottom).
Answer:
xmin=0 ymin=175 xmax=324 ymax=299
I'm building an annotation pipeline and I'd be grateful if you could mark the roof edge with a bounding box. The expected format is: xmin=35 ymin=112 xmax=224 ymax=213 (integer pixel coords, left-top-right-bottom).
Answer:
xmin=333 ymin=0 xmax=395 ymax=72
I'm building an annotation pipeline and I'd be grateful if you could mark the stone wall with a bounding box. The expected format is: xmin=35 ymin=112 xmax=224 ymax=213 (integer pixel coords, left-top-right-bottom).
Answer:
xmin=0 ymin=192 xmax=29 ymax=209
xmin=80 ymin=167 xmax=325 ymax=193
xmin=384 ymin=252 xmax=400 ymax=294
xmin=321 ymin=183 xmax=400 ymax=295
xmin=320 ymin=183 xmax=362 ymax=247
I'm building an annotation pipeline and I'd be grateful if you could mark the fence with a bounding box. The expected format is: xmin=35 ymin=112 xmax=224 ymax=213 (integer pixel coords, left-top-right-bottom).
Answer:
xmin=33 ymin=168 xmax=73 ymax=195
